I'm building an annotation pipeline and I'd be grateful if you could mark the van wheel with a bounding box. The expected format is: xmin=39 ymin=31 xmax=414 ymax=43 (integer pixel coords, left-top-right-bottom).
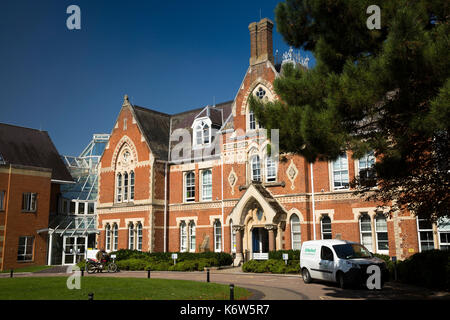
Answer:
xmin=302 ymin=268 xmax=312 ymax=284
xmin=337 ymin=272 xmax=346 ymax=289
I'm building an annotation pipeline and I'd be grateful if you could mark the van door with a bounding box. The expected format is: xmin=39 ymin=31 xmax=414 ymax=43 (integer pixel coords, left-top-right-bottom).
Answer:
xmin=318 ymin=246 xmax=335 ymax=281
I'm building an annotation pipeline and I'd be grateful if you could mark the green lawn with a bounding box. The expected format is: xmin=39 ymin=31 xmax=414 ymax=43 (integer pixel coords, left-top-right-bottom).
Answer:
xmin=0 ymin=277 xmax=251 ymax=300
xmin=0 ymin=265 xmax=53 ymax=273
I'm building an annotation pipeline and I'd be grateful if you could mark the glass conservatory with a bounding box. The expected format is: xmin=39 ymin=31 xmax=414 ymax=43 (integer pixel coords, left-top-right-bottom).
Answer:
xmin=48 ymin=134 xmax=109 ymax=265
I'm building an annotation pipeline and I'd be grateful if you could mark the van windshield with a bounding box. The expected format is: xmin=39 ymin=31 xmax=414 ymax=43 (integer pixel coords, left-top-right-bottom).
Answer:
xmin=332 ymin=243 xmax=372 ymax=259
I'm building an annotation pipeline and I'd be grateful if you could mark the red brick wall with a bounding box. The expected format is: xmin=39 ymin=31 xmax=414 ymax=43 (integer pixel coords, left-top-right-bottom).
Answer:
xmin=1 ymin=166 xmax=52 ymax=271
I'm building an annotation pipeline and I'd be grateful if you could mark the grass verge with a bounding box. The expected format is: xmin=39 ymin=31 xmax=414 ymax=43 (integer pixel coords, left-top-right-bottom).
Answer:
xmin=0 ymin=276 xmax=251 ymax=300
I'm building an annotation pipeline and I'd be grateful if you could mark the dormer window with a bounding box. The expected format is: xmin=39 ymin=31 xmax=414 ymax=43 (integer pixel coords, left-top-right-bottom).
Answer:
xmin=192 ymin=118 xmax=212 ymax=147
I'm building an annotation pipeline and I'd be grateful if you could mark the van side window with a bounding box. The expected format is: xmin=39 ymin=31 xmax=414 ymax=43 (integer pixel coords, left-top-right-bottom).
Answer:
xmin=320 ymin=246 xmax=334 ymax=261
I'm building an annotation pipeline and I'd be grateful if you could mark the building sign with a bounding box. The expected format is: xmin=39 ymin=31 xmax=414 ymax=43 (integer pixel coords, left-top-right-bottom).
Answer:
xmin=253 ymin=253 xmax=269 ymax=260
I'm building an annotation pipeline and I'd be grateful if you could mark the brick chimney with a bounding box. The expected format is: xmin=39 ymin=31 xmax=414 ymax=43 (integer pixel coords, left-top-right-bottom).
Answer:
xmin=248 ymin=18 xmax=274 ymax=66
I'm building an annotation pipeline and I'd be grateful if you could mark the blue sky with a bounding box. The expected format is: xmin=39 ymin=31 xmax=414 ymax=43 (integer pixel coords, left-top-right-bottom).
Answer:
xmin=0 ymin=0 xmax=314 ymax=155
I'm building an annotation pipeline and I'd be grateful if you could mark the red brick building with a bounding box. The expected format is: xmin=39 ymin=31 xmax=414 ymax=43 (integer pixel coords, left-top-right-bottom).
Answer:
xmin=96 ymin=18 xmax=449 ymax=264
xmin=0 ymin=124 xmax=73 ymax=270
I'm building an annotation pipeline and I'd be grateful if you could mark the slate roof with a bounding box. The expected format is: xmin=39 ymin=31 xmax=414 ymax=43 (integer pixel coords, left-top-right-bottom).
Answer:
xmin=130 ymin=100 xmax=233 ymax=162
xmin=0 ymin=123 xmax=73 ymax=182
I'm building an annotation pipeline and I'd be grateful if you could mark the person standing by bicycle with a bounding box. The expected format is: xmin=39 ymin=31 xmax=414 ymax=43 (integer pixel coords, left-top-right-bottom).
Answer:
xmin=95 ymin=248 xmax=110 ymax=272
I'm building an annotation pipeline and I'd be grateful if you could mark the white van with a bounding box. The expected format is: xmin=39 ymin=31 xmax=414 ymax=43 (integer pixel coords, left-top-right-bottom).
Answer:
xmin=300 ymin=240 xmax=389 ymax=288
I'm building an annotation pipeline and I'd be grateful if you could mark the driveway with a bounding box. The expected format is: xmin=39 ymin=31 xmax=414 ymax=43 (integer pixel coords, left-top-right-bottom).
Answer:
xmin=2 ymin=267 xmax=448 ymax=300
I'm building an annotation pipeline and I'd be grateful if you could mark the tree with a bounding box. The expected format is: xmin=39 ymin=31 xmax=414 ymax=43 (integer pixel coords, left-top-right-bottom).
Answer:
xmin=250 ymin=0 xmax=449 ymax=222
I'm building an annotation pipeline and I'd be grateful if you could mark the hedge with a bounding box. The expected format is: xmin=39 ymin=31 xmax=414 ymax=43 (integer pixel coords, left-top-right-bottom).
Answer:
xmin=242 ymin=259 xmax=300 ymax=274
xmin=110 ymin=249 xmax=233 ymax=266
xmin=395 ymin=249 xmax=450 ymax=291
xmin=269 ymin=250 xmax=300 ymax=261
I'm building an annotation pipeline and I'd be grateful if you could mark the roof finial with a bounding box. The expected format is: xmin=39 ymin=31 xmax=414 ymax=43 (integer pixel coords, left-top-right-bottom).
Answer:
xmin=123 ymin=94 xmax=131 ymax=107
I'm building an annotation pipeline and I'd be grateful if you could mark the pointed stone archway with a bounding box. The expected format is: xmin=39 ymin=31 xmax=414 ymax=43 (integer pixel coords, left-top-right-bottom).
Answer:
xmin=229 ymin=182 xmax=287 ymax=266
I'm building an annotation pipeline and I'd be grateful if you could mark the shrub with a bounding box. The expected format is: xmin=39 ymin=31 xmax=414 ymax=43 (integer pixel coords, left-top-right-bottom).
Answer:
xmin=242 ymin=259 xmax=301 ymax=274
xmin=145 ymin=261 xmax=172 ymax=271
xmin=396 ymin=250 xmax=450 ymax=290
xmin=269 ymin=250 xmax=300 ymax=261
xmin=116 ymin=258 xmax=148 ymax=271
xmin=109 ymin=250 xmax=233 ymax=266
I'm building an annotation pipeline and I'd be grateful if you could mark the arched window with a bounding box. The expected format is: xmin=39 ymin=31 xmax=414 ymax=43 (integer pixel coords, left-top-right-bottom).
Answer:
xmin=116 ymin=174 xmax=122 ymax=202
xmin=195 ymin=124 xmax=203 ymax=145
xmin=251 ymin=155 xmax=261 ymax=182
xmin=193 ymin=120 xmax=211 ymax=146
xmin=124 ymin=172 xmax=129 ymax=201
xmin=180 ymin=221 xmax=187 ymax=252
xmin=359 ymin=213 xmax=373 ymax=252
xmin=128 ymin=223 xmax=135 ymax=250
xmin=201 ymin=169 xmax=212 ymax=201
xmin=265 ymin=156 xmax=277 ymax=182
xmin=105 ymin=224 xmax=111 ymax=251
xmin=136 ymin=222 xmax=143 ymax=251
xmin=290 ymin=214 xmax=301 ymax=250
xmin=321 ymin=216 xmax=332 ymax=239
xmin=130 ymin=171 xmax=135 ymax=200
xmin=189 ymin=221 xmax=196 ymax=252
xmin=375 ymin=213 xmax=388 ymax=253
xmin=203 ymin=123 xmax=210 ymax=144
xmin=332 ymin=153 xmax=349 ymax=190
xmin=185 ymin=171 xmax=195 ymax=202
xmin=214 ymin=220 xmax=222 ymax=252
xmin=112 ymin=223 xmax=118 ymax=251
xmin=230 ymin=220 xmax=236 ymax=253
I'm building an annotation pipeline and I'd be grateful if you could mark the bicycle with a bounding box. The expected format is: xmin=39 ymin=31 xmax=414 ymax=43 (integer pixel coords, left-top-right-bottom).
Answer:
xmin=86 ymin=257 xmax=118 ymax=273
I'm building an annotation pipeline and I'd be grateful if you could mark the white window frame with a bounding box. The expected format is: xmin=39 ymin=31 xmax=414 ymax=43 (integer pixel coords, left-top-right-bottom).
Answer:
xmin=251 ymin=155 xmax=261 ymax=182
xmin=189 ymin=221 xmax=196 ymax=252
xmin=357 ymin=151 xmax=377 ymax=186
xmin=374 ymin=213 xmax=389 ymax=254
xmin=123 ymin=171 xmax=129 ymax=202
xmin=22 ymin=192 xmax=37 ymax=212
xmin=331 ymin=153 xmax=349 ymax=190
xmin=265 ymin=156 xmax=277 ymax=182
xmin=136 ymin=222 xmax=143 ymax=251
xmin=359 ymin=213 xmax=373 ymax=252
xmin=180 ymin=221 xmax=187 ymax=252
xmin=128 ymin=223 xmax=135 ymax=250
xmin=201 ymin=169 xmax=212 ymax=201
xmin=105 ymin=224 xmax=111 ymax=251
xmin=112 ymin=223 xmax=118 ymax=251
xmin=214 ymin=220 xmax=222 ymax=252
xmin=417 ymin=218 xmax=435 ymax=252
xmin=116 ymin=173 xmax=122 ymax=203
xmin=184 ymin=171 xmax=195 ymax=203
xmin=130 ymin=171 xmax=135 ymax=201
xmin=290 ymin=214 xmax=301 ymax=250
xmin=321 ymin=215 xmax=332 ymax=239
xmin=230 ymin=220 xmax=236 ymax=253
xmin=192 ymin=117 xmax=212 ymax=148
xmin=17 ymin=236 xmax=34 ymax=261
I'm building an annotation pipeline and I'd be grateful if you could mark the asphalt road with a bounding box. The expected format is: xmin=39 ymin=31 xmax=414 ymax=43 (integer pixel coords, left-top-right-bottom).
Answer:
xmin=4 ymin=268 xmax=447 ymax=300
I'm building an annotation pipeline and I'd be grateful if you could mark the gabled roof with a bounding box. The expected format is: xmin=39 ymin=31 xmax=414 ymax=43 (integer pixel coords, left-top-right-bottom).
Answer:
xmin=131 ymin=106 xmax=171 ymax=160
xmin=0 ymin=123 xmax=73 ymax=182
xmin=129 ymin=100 xmax=233 ymax=162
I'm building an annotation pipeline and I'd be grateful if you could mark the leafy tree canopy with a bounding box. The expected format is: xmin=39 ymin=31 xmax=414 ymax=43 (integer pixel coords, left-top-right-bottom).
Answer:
xmin=250 ymin=0 xmax=449 ymax=221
